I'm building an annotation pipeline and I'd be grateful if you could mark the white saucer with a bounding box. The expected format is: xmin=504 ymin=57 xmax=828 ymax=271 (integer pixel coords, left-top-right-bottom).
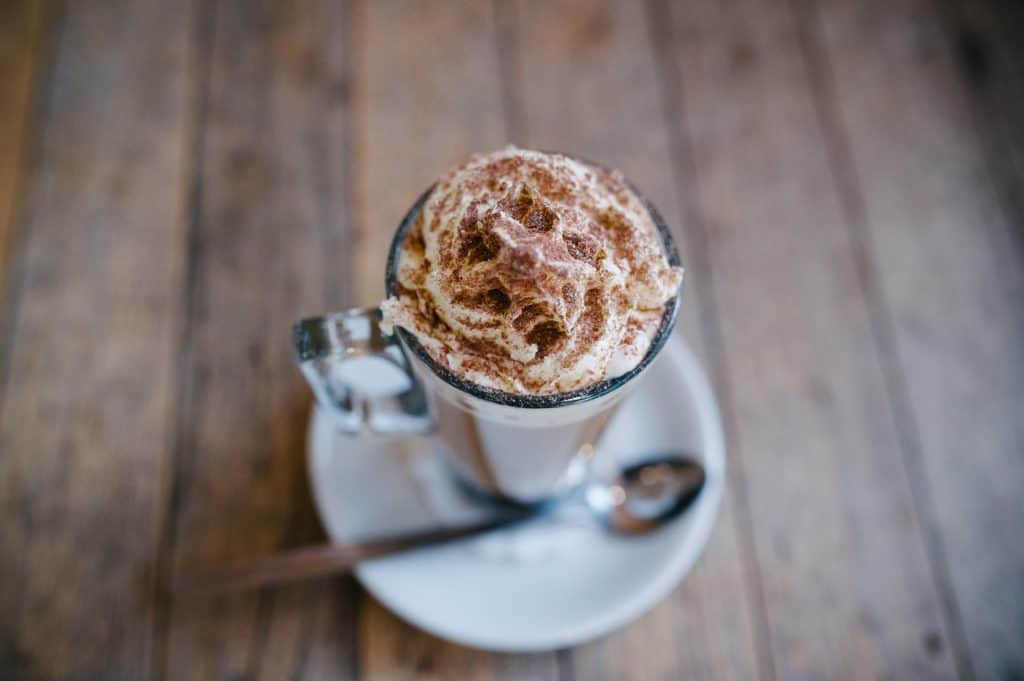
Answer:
xmin=308 ymin=336 xmax=724 ymax=652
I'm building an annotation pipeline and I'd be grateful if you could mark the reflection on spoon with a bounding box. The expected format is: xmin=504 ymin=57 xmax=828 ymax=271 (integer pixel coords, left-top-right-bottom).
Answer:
xmin=586 ymin=456 xmax=706 ymax=535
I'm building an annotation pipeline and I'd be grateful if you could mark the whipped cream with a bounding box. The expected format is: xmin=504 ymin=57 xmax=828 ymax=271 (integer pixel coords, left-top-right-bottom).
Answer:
xmin=381 ymin=146 xmax=683 ymax=395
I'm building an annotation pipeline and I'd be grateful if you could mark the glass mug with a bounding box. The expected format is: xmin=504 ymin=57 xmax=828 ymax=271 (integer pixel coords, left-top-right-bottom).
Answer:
xmin=294 ymin=183 xmax=682 ymax=506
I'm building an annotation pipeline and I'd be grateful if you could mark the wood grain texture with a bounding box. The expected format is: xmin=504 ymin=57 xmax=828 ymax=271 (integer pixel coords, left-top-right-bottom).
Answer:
xmin=0 ymin=0 xmax=47 ymax=301
xmin=942 ymin=0 xmax=1024 ymax=262
xmin=804 ymin=0 xmax=1024 ymax=677
xmin=660 ymin=0 xmax=963 ymax=678
xmin=0 ymin=0 xmax=193 ymax=677
xmin=349 ymin=1 xmax=557 ymax=678
xmin=504 ymin=1 xmax=764 ymax=678
xmin=159 ymin=0 xmax=355 ymax=679
xmin=361 ymin=598 xmax=559 ymax=681
xmin=350 ymin=0 xmax=508 ymax=304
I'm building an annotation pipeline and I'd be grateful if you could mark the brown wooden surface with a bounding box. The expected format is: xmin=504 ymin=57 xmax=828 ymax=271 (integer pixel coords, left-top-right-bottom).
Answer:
xmin=1 ymin=0 xmax=1022 ymax=679
xmin=0 ymin=0 xmax=49 ymax=353
xmin=661 ymin=1 xmax=958 ymax=678
xmin=159 ymin=1 xmax=354 ymax=679
xmin=0 ymin=0 xmax=193 ymax=678
xmin=810 ymin=0 xmax=1024 ymax=677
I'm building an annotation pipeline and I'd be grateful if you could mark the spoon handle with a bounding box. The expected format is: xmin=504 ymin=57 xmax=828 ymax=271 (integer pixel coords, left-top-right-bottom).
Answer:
xmin=173 ymin=515 xmax=525 ymax=595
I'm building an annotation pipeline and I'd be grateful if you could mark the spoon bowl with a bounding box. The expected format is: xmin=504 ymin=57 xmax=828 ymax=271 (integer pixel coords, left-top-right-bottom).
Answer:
xmin=463 ymin=453 xmax=707 ymax=536
xmin=586 ymin=457 xmax=706 ymax=535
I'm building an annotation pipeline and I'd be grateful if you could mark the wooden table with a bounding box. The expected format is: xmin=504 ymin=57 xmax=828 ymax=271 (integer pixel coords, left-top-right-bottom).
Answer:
xmin=2 ymin=0 xmax=1022 ymax=679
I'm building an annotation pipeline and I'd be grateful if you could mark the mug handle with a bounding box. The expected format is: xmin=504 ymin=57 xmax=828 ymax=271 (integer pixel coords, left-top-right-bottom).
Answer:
xmin=293 ymin=308 xmax=434 ymax=435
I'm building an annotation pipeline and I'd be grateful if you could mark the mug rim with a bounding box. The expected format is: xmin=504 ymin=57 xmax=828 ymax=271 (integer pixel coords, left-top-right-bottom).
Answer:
xmin=384 ymin=157 xmax=683 ymax=409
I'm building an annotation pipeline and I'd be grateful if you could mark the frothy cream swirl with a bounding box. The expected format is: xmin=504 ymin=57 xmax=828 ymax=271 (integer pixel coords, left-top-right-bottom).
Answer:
xmin=381 ymin=147 xmax=683 ymax=395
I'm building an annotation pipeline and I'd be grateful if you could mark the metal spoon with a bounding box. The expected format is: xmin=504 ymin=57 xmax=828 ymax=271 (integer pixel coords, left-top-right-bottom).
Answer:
xmin=584 ymin=456 xmax=706 ymax=534
xmin=174 ymin=455 xmax=705 ymax=594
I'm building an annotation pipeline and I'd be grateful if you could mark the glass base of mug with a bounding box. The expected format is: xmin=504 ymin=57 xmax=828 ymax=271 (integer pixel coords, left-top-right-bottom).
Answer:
xmin=441 ymin=451 xmax=590 ymax=512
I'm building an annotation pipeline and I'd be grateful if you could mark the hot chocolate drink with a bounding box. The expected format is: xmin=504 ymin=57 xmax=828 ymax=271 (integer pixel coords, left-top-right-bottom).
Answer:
xmin=296 ymin=147 xmax=683 ymax=504
xmin=382 ymin=147 xmax=683 ymax=395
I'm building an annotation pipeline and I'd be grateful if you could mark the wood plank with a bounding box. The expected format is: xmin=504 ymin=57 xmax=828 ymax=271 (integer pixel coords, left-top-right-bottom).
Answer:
xmin=160 ymin=0 xmax=357 ymax=679
xmin=362 ymin=598 xmax=559 ymax=681
xmin=351 ymin=0 xmax=508 ymax=304
xmin=349 ymin=1 xmax=558 ymax=678
xmin=0 ymin=0 xmax=48 ymax=342
xmin=504 ymin=1 xmax=764 ymax=678
xmin=659 ymin=0 xmax=964 ymax=678
xmin=941 ymin=0 xmax=1024 ymax=258
xmin=0 ymin=0 xmax=194 ymax=677
xmin=804 ymin=0 xmax=1024 ymax=677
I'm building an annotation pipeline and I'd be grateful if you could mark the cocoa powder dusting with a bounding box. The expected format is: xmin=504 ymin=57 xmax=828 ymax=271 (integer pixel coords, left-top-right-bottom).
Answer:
xmin=381 ymin=147 xmax=683 ymax=395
